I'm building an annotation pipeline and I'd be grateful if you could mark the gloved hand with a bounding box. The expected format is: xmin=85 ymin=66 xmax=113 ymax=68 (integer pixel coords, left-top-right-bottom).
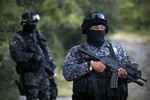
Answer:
xmin=31 ymin=54 xmax=42 ymax=63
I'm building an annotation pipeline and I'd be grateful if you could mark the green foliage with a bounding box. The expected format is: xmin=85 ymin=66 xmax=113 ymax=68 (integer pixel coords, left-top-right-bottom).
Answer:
xmin=0 ymin=1 xmax=20 ymax=99
xmin=117 ymin=0 xmax=150 ymax=31
xmin=0 ymin=42 xmax=18 ymax=100
xmin=37 ymin=0 xmax=84 ymax=51
xmin=0 ymin=0 xmax=20 ymax=42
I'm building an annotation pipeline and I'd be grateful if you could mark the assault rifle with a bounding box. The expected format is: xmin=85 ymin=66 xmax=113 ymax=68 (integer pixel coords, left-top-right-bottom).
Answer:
xmin=31 ymin=32 xmax=54 ymax=76
xmin=78 ymin=47 xmax=147 ymax=88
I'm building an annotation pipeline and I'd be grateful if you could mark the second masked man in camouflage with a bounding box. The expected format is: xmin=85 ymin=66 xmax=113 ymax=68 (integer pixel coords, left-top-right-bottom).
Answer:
xmin=9 ymin=12 xmax=57 ymax=100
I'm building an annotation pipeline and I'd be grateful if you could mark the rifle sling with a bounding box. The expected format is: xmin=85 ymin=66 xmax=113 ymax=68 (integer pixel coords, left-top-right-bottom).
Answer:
xmin=107 ymin=42 xmax=117 ymax=60
xmin=80 ymin=44 xmax=100 ymax=100
xmin=90 ymin=71 xmax=100 ymax=100
xmin=107 ymin=42 xmax=118 ymax=88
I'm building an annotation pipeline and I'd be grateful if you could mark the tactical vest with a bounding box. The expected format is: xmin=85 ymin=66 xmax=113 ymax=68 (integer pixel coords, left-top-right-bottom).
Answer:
xmin=72 ymin=43 xmax=128 ymax=100
xmin=15 ymin=31 xmax=42 ymax=73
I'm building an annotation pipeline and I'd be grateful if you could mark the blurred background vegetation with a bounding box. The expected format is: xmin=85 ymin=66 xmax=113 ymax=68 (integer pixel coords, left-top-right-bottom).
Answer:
xmin=0 ymin=0 xmax=150 ymax=100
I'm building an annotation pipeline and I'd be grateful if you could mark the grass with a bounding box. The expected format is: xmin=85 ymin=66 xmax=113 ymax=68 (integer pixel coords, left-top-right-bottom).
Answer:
xmin=55 ymin=71 xmax=73 ymax=97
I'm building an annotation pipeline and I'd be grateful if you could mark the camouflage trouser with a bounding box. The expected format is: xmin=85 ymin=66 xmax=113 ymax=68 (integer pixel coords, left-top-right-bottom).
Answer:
xmin=22 ymin=71 xmax=50 ymax=100
xmin=49 ymin=77 xmax=58 ymax=99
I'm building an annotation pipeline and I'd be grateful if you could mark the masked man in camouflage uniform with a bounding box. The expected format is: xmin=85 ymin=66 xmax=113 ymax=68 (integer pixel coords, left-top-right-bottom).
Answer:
xmin=62 ymin=12 xmax=136 ymax=100
xmin=9 ymin=12 xmax=57 ymax=100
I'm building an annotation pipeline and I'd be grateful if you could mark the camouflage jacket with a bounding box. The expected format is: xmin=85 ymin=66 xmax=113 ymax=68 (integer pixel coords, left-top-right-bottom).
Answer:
xmin=9 ymin=30 xmax=56 ymax=71
xmin=62 ymin=41 xmax=133 ymax=81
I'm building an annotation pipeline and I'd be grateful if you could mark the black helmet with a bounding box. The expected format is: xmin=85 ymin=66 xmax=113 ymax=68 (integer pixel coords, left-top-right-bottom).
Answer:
xmin=81 ymin=12 xmax=108 ymax=34
xmin=20 ymin=12 xmax=40 ymax=25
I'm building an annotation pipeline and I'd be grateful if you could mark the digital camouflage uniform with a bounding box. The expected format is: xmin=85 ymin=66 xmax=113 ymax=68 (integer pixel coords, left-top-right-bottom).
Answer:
xmin=62 ymin=41 xmax=134 ymax=100
xmin=9 ymin=31 xmax=56 ymax=100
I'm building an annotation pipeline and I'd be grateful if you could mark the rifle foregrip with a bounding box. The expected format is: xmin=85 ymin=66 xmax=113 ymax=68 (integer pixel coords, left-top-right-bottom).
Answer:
xmin=135 ymin=80 xmax=144 ymax=86
xmin=140 ymin=77 xmax=147 ymax=82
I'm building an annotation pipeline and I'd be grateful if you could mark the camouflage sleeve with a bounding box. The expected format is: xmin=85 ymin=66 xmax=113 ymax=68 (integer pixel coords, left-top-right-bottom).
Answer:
xmin=62 ymin=46 xmax=90 ymax=81
xmin=38 ymin=32 xmax=56 ymax=71
xmin=9 ymin=34 xmax=33 ymax=63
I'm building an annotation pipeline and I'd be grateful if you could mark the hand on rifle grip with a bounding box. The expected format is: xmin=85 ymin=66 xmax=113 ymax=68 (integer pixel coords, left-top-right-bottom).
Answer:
xmin=90 ymin=60 xmax=106 ymax=73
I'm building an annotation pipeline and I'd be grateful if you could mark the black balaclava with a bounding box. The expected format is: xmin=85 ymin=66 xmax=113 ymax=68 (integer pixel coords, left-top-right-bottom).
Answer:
xmin=22 ymin=24 xmax=37 ymax=34
xmin=87 ymin=30 xmax=106 ymax=46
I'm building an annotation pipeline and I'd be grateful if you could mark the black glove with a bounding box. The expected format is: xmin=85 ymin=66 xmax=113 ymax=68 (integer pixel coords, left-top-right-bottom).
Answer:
xmin=31 ymin=54 xmax=42 ymax=63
